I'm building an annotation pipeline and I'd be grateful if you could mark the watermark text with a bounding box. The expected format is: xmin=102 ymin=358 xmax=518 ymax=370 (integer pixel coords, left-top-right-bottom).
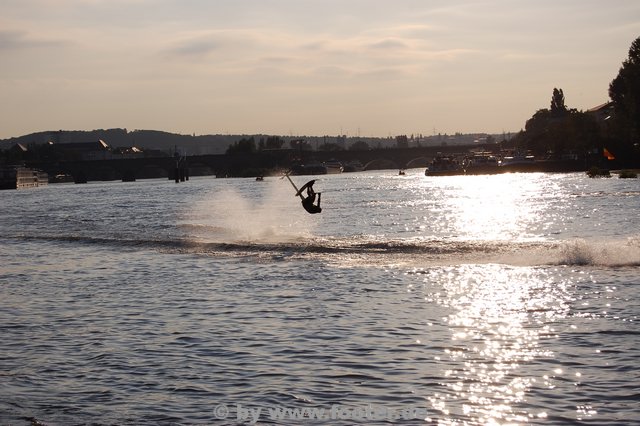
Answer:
xmin=213 ymin=403 xmax=428 ymax=423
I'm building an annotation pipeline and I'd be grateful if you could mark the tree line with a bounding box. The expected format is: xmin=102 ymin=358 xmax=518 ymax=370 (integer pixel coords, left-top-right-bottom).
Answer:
xmin=226 ymin=136 xmax=370 ymax=154
xmin=512 ymin=36 xmax=640 ymax=161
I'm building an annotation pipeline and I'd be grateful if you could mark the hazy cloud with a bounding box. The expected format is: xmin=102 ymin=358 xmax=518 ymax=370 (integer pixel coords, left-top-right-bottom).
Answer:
xmin=168 ymin=38 xmax=222 ymax=58
xmin=259 ymin=56 xmax=296 ymax=65
xmin=0 ymin=29 xmax=69 ymax=50
xmin=368 ymin=39 xmax=409 ymax=50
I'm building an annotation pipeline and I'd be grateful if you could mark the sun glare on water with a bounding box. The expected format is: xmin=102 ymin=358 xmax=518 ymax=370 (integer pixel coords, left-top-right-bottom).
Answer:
xmin=459 ymin=174 xmax=559 ymax=241
xmin=422 ymin=264 xmax=571 ymax=423
xmin=453 ymin=175 xmax=546 ymax=241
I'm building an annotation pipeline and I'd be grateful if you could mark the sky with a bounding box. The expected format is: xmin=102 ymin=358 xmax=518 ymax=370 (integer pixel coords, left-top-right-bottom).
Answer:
xmin=1 ymin=0 xmax=639 ymax=140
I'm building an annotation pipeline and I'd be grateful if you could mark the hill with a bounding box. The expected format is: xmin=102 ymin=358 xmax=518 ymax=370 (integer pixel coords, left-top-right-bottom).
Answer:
xmin=0 ymin=128 xmax=507 ymax=155
xmin=0 ymin=129 xmax=238 ymax=155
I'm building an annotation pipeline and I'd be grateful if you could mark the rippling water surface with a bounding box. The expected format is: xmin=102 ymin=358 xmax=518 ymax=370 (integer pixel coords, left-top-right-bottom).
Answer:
xmin=1 ymin=171 xmax=639 ymax=425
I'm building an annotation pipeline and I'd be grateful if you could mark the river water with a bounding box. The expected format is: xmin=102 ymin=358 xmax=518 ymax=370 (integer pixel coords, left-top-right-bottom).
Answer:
xmin=1 ymin=170 xmax=639 ymax=425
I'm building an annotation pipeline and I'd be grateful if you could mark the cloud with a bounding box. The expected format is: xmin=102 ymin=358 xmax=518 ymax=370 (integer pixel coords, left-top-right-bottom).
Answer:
xmin=258 ymin=56 xmax=296 ymax=65
xmin=368 ymin=38 xmax=409 ymax=50
xmin=355 ymin=67 xmax=408 ymax=80
xmin=168 ymin=38 xmax=221 ymax=58
xmin=0 ymin=29 xmax=69 ymax=50
xmin=0 ymin=30 xmax=27 ymax=49
xmin=310 ymin=65 xmax=352 ymax=78
xmin=162 ymin=29 xmax=280 ymax=61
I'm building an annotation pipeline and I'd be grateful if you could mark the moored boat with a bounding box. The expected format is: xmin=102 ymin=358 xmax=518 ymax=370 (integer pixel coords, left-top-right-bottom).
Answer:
xmin=0 ymin=166 xmax=48 ymax=190
xmin=425 ymin=156 xmax=463 ymax=176
xmin=342 ymin=160 xmax=364 ymax=173
xmin=463 ymin=153 xmax=501 ymax=175
xmin=323 ymin=160 xmax=344 ymax=174
xmin=500 ymin=153 xmax=537 ymax=172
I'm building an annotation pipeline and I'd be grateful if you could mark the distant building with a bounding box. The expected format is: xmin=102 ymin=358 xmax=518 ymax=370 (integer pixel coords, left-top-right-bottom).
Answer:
xmin=52 ymin=140 xmax=111 ymax=160
xmin=587 ymin=101 xmax=614 ymax=125
xmin=10 ymin=143 xmax=28 ymax=154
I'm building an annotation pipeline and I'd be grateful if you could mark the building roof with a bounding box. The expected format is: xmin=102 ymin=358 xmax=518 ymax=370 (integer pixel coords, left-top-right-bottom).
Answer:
xmin=587 ymin=101 xmax=613 ymax=113
xmin=10 ymin=143 xmax=28 ymax=152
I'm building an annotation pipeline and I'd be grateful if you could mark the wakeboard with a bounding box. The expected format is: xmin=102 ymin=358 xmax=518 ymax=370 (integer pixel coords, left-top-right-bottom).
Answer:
xmin=294 ymin=179 xmax=316 ymax=197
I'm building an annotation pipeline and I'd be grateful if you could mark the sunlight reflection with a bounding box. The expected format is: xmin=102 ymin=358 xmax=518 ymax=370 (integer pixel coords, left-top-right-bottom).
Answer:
xmin=417 ymin=174 xmax=563 ymax=241
xmin=450 ymin=175 xmax=549 ymax=241
xmin=422 ymin=264 xmax=570 ymax=424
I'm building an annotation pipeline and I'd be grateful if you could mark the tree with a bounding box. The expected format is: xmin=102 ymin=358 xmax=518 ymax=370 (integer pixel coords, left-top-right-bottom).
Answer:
xmin=318 ymin=143 xmax=343 ymax=151
xmin=550 ymin=88 xmax=568 ymax=116
xmin=226 ymin=137 xmax=256 ymax=154
xmin=524 ymin=108 xmax=553 ymax=153
xmin=609 ymin=36 xmax=640 ymax=145
xmin=522 ymin=88 xmax=601 ymax=156
xmin=264 ymin=136 xmax=284 ymax=150
xmin=349 ymin=140 xmax=370 ymax=151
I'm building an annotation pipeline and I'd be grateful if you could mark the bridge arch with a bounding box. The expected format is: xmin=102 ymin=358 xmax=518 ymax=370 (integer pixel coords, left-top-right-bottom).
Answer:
xmin=363 ymin=158 xmax=399 ymax=170
xmin=405 ymin=156 xmax=429 ymax=169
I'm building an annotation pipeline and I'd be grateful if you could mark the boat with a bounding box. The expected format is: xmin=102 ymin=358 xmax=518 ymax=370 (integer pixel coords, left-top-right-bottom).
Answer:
xmin=342 ymin=160 xmax=364 ymax=173
xmin=323 ymin=160 xmax=343 ymax=174
xmin=462 ymin=153 xmax=501 ymax=175
xmin=0 ymin=166 xmax=48 ymax=190
xmin=500 ymin=153 xmax=537 ymax=172
xmin=425 ymin=156 xmax=463 ymax=176
xmin=50 ymin=173 xmax=75 ymax=183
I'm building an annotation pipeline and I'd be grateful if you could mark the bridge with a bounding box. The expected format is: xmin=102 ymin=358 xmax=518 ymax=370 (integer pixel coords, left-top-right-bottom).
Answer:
xmin=27 ymin=145 xmax=482 ymax=183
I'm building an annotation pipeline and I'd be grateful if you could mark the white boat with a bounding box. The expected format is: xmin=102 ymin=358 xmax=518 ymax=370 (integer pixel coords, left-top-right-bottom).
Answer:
xmin=501 ymin=154 xmax=535 ymax=166
xmin=500 ymin=153 xmax=537 ymax=172
xmin=0 ymin=166 xmax=48 ymax=190
xmin=323 ymin=160 xmax=343 ymax=174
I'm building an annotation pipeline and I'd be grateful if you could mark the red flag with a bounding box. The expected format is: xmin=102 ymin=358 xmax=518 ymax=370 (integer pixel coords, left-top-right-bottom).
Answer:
xmin=603 ymin=148 xmax=615 ymax=160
